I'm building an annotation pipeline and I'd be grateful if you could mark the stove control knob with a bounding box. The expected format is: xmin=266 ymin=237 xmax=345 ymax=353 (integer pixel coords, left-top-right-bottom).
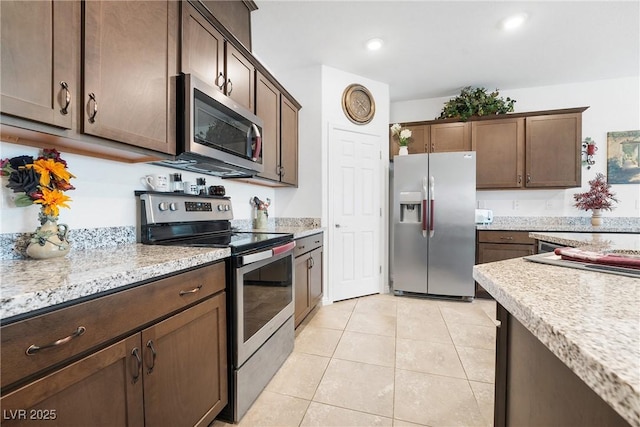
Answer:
xmin=158 ymin=202 xmax=169 ymax=211
xmin=217 ymin=204 xmax=224 ymax=212
xmin=224 ymin=205 xmax=230 ymax=211
xmin=169 ymin=202 xmax=178 ymax=211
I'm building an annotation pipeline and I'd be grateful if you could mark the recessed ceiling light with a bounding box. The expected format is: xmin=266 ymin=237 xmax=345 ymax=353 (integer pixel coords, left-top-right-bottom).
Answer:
xmin=501 ymin=13 xmax=528 ymax=31
xmin=366 ymin=38 xmax=384 ymax=51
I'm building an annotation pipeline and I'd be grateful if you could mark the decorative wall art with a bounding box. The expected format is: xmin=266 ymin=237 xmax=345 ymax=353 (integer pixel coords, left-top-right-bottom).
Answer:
xmin=606 ymin=130 xmax=640 ymax=184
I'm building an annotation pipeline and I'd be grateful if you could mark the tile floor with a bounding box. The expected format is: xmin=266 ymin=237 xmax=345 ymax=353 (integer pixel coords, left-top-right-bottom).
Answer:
xmin=215 ymin=294 xmax=497 ymax=427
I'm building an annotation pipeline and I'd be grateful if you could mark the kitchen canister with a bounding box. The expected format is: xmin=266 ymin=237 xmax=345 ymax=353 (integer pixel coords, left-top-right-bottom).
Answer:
xmin=253 ymin=209 xmax=268 ymax=229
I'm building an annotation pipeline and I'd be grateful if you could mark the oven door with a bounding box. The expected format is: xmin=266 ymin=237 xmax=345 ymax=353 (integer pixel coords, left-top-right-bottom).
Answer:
xmin=234 ymin=244 xmax=294 ymax=367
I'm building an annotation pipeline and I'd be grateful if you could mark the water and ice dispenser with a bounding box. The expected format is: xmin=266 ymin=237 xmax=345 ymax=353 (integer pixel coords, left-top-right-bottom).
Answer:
xmin=398 ymin=192 xmax=422 ymax=223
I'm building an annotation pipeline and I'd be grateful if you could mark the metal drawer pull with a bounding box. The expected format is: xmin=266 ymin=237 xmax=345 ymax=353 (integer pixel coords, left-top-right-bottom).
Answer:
xmin=499 ymin=236 xmax=514 ymax=240
xmin=26 ymin=326 xmax=86 ymax=355
xmin=131 ymin=347 xmax=142 ymax=383
xmin=60 ymin=81 xmax=70 ymax=115
xmin=146 ymin=340 xmax=157 ymax=374
xmin=309 ymin=257 xmax=315 ymax=268
xmin=226 ymin=79 xmax=233 ymax=95
xmin=179 ymin=285 xmax=202 ymax=296
xmin=88 ymin=93 xmax=98 ymax=123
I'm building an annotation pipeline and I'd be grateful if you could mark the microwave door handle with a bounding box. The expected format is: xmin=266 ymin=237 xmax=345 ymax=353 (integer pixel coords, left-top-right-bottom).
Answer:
xmin=250 ymin=124 xmax=262 ymax=161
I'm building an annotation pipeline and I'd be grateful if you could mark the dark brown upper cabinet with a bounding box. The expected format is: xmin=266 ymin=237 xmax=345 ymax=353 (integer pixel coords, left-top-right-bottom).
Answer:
xmin=0 ymin=0 xmax=79 ymax=130
xmin=280 ymin=95 xmax=299 ymax=186
xmin=83 ymin=0 xmax=179 ymax=154
xmin=256 ymin=71 xmax=281 ymax=182
xmin=430 ymin=122 xmax=471 ymax=152
xmin=472 ymin=118 xmax=525 ymax=189
xmin=181 ymin=2 xmax=254 ymax=112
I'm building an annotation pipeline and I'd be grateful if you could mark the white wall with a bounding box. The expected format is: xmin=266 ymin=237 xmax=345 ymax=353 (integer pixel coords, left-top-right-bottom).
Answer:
xmin=0 ymin=141 xmax=275 ymax=233
xmin=391 ymin=76 xmax=640 ymax=218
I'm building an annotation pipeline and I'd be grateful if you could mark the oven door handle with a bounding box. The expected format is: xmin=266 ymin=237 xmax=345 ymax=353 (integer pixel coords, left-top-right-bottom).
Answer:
xmin=239 ymin=241 xmax=296 ymax=266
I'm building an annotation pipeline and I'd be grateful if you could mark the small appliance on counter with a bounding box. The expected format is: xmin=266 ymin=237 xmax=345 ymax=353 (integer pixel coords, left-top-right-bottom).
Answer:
xmin=475 ymin=209 xmax=494 ymax=225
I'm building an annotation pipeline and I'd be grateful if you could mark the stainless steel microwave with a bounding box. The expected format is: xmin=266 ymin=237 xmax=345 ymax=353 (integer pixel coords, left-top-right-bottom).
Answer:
xmin=163 ymin=73 xmax=264 ymax=178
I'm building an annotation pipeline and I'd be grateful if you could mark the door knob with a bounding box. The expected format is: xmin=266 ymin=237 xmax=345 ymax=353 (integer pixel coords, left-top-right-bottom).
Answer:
xmin=335 ymin=224 xmax=341 ymax=228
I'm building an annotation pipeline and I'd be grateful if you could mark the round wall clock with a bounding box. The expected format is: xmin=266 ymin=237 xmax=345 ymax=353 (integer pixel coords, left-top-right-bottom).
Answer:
xmin=342 ymin=84 xmax=375 ymax=124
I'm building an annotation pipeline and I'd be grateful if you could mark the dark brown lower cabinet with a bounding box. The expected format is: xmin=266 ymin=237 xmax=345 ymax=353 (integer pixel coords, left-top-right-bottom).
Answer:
xmin=495 ymin=304 xmax=630 ymax=427
xmin=475 ymin=231 xmax=535 ymax=298
xmin=294 ymin=233 xmax=323 ymax=327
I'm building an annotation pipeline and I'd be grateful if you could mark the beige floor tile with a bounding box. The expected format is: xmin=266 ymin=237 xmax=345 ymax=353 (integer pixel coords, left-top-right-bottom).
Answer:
xmin=392 ymin=420 xmax=428 ymax=427
xmin=346 ymin=311 xmax=397 ymax=337
xmin=328 ymin=297 xmax=358 ymax=311
xmin=396 ymin=338 xmax=466 ymax=379
xmin=354 ymin=294 xmax=398 ymax=317
xmin=334 ymin=331 xmax=395 ymax=367
xmin=237 ymin=390 xmax=309 ymax=427
xmin=447 ymin=323 xmax=496 ymax=350
xmin=457 ymin=346 xmax=496 ymax=383
xmin=266 ymin=352 xmax=330 ymax=400
xmin=474 ymin=298 xmax=497 ymax=320
xmin=313 ymin=359 xmax=395 ymax=417
xmin=301 ymin=402 xmax=393 ymax=426
xmin=397 ymin=314 xmax=452 ymax=344
xmin=294 ymin=326 xmax=343 ymax=357
xmin=306 ymin=306 xmax=353 ymax=330
xmin=439 ymin=302 xmax=495 ymax=327
xmin=396 ymin=296 xmax=442 ymax=317
xmin=394 ymin=369 xmax=486 ymax=426
xmin=470 ymin=380 xmax=495 ymax=427
xmin=211 ymin=421 xmax=234 ymax=427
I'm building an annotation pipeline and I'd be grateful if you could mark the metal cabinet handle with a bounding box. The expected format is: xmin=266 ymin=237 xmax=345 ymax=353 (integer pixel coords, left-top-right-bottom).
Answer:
xmin=226 ymin=79 xmax=233 ymax=95
xmin=146 ymin=340 xmax=157 ymax=374
xmin=88 ymin=93 xmax=98 ymax=123
xmin=309 ymin=257 xmax=315 ymax=268
xmin=499 ymin=236 xmax=514 ymax=241
xmin=179 ymin=285 xmax=202 ymax=296
xmin=431 ymin=142 xmax=435 ymax=151
xmin=280 ymin=166 xmax=285 ymax=177
xmin=131 ymin=347 xmax=142 ymax=383
xmin=26 ymin=326 xmax=86 ymax=355
xmin=60 ymin=81 xmax=71 ymax=115
xmin=215 ymin=72 xmax=225 ymax=90
xmin=517 ymin=175 xmax=522 ymax=184
xmin=526 ymin=174 xmax=531 ymax=184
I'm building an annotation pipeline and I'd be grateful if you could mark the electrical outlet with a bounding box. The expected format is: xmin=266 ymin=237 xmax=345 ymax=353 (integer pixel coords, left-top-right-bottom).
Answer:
xmin=636 ymin=200 xmax=639 ymax=211
xmin=478 ymin=200 xmax=487 ymax=209
xmin=512 ymin=200 xmax=520 ymax=210
xmin=545 ymin=200 xmax=553 ymax=210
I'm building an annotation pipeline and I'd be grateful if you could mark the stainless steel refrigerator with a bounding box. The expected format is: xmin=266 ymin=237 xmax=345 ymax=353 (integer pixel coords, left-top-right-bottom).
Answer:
xmin=391 ymin=152 xmax=476 ymax=299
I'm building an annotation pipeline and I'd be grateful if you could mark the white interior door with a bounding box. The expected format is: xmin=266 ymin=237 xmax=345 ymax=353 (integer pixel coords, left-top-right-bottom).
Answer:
xmin=329 ymin=126 xmax=381 ymax=301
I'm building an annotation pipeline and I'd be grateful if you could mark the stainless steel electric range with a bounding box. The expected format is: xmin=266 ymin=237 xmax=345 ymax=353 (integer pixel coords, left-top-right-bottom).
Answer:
xmin=136 ymin=191 xmax=295 ymax=423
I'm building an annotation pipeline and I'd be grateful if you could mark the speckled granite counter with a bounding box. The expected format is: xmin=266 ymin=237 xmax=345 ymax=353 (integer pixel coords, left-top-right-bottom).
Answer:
xmin=473 ymin=258 xmax=640 ymax=426
xmin=233 ymin=222 xmax=325 ymax=240
xmin=477 ymin=216 xmax=640 ymax=233
xmin=530 ymin=232 xmax=640 ymax=252
xmin=0 ymin=244 xmax=229 ymax=321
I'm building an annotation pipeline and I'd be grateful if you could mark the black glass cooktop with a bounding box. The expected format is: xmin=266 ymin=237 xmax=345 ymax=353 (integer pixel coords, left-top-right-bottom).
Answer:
xmin=153 ymin=231 xmax=293 ymax=254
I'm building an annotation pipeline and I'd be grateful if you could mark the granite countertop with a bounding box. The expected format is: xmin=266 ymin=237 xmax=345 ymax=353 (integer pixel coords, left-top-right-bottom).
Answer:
xmin=0 ymin=244 xmax=230 ymax=322
xmin=530 ymin=232 xmax=640 ymax=252
xmin=476 ymin=216 xmax=640 ymax=233
xmin=235 ymin=225 xmax=325 ymax=240
xmin=473 ymin=258 xmax=640 ymax=426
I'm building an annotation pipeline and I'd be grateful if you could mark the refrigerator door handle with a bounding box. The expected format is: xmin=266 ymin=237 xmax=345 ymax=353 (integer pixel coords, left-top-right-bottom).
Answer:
xmin=422 ymin=177 xmax=428 ymax=237
xmin=429 ymin=176 xmax=435 ymax=237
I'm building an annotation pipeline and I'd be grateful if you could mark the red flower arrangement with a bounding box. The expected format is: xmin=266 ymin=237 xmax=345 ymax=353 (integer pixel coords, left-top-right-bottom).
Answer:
xmin=573 ymin=173 xmax=618 ymax=211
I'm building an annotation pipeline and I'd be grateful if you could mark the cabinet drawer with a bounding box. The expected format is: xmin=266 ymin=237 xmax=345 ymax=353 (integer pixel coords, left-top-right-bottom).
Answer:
xmin=294 ymin=232 xmax=323 ymax=258
xmin=1 ymin=261 xmax=225 ymax=390
xmin=478 ymin=231 xmax=534 ymax=245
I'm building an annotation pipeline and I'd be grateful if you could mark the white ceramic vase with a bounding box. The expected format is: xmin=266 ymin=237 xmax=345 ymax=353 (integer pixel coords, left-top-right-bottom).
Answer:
xmin=399 ymin=146 xmax=409 ymax=156
xmin=591 ymin=208 xmax=602 ymax=226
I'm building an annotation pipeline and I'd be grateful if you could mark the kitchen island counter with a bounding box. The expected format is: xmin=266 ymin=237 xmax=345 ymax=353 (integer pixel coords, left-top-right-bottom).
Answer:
xmin=530 ymin=231 xmax=640 ymax=252
xmin=0 ymin=244 xmax=230 ymax=321
xmin=473 ymin=257 xmax=640 ymax=426
xmin=476 ymin=215 xmax=639 ymax=233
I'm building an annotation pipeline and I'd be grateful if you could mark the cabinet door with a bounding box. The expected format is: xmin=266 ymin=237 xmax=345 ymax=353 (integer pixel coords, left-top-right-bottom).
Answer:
xmin=83 ymin=1 xmax=178 ymax=154
xmin=225 ymin=43 xmax=255 ymax=111
xmin=294 ymin=254 xmax=310 ymax=327
xmin=472 ymin=118 xmax=525 ymax=189
xmin=478 ymin=243 xmax=534 ymax=264
xmin=308 ymin=247 xmax=324 ymax=308
xmin=0 ymin=0 xmax=78 ymax=129
xmin=525 ymin=113 xmax=582 ymax=188
xmin=181 ymin=1 xmax=225 ymax=91
xmin=430 ymin=122 xmax=471 ymax=152
xmin=141 ymin=294 xmax=227 ymax=427
xmin=280 ymin=96 xmax=299 ymax=186
xmin=256 ymin=72 xmax=281 ymax=182
xmin=0 ymin=334 xmax=144 ymax=427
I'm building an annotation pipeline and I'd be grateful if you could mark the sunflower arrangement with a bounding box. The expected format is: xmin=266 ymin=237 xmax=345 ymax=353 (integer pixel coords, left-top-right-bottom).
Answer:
xmin=1 ymin=149 xmax=75 ymax=223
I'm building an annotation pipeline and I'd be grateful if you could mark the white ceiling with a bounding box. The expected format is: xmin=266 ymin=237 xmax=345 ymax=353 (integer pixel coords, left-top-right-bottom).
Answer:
xmin=250 ymin=1 xmax=640 ymax=102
